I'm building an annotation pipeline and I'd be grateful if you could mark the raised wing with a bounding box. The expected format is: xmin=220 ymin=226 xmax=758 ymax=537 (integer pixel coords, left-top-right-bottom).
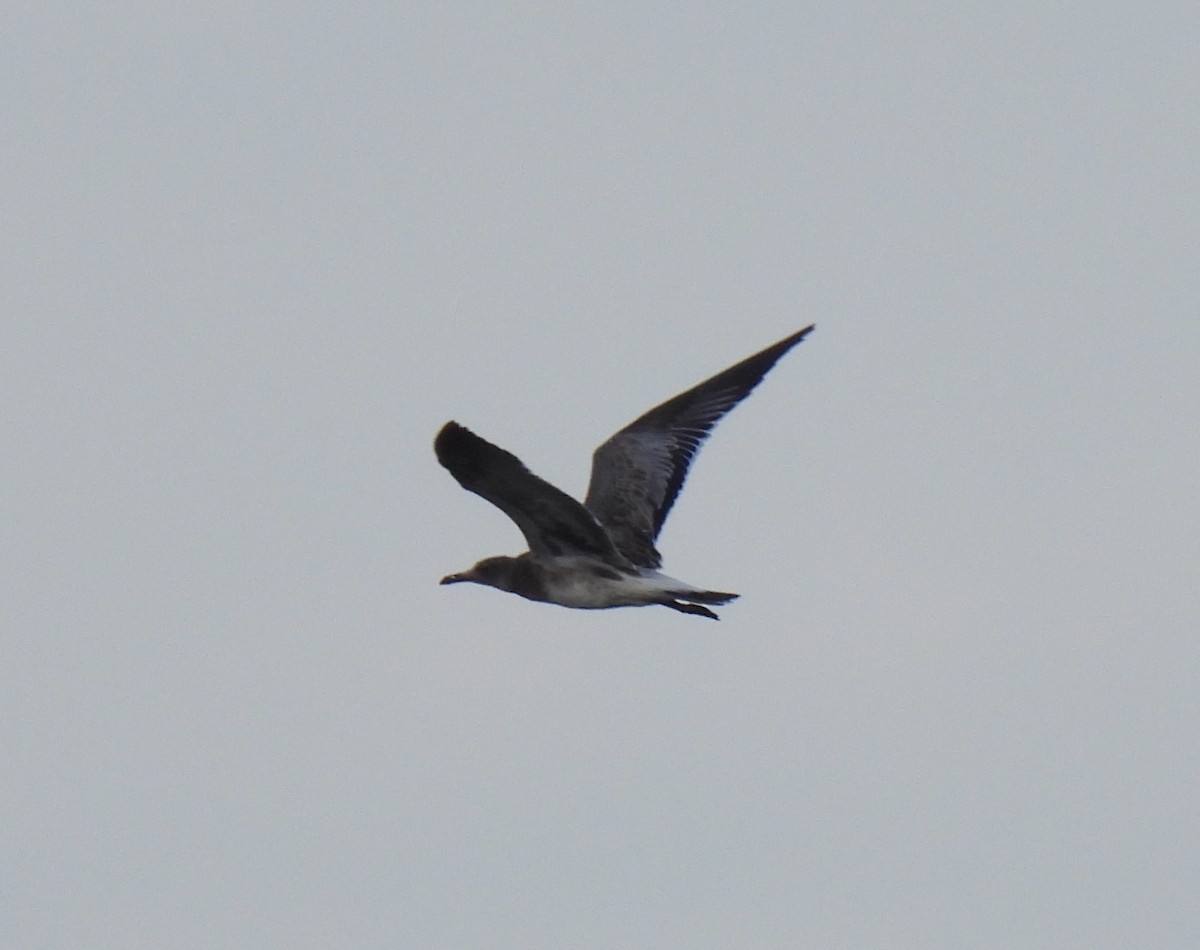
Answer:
xmin=583 ymin=326 xmax=814 ymax=568
xmin=435 ymin=421 xmax=630 ymax=567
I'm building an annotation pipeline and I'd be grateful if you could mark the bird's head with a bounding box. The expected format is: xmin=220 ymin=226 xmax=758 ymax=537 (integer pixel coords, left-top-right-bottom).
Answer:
xmin=439 ymin=555 xmax=520 ymax=592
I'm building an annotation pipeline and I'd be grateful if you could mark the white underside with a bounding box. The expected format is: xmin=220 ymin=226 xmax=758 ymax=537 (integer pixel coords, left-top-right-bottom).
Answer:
xmin=540 ymin=559 xmax=706 ymax=609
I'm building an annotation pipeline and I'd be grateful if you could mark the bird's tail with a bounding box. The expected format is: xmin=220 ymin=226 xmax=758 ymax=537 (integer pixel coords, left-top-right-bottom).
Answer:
xmin=660 ymin=590 xmax=740 ymax=620
xmin=676 ymin=589 xmax=739 ymax=605
xmin=643 ymin=572 xmax=739 ymax=618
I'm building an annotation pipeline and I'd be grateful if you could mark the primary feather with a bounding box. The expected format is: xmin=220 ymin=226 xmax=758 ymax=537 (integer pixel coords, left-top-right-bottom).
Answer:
xmin=584 ymin=326 xmax=814 ymax=567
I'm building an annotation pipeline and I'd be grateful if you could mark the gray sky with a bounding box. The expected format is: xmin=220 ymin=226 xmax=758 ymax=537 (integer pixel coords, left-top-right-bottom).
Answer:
xmin=5 ymin=3 xmax=1199 ymax=948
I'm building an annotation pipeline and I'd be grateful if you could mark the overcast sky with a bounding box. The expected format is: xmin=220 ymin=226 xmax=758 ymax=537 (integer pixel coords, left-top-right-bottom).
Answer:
xmin=5 ymin=3 xmax=1199 ymax=948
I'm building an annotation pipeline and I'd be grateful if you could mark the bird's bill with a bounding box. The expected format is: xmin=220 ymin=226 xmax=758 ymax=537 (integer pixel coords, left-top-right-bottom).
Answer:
xmin=439 ymin=572 xmax=469 ymax=585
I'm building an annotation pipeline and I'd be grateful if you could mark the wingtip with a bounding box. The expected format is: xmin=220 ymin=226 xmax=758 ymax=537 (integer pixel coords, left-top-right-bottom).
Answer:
xmin=787 ymin=324 xmax=816 ymax=346
xmin=740 ymin=325 xmax=815 ymax=367
xmin=745 ymin=324 xmax=814 ymax=375
xmin=434 ymin=420 xmax=478 ymax=470
xmin=434 ymin=419 xmax=472 ymax=451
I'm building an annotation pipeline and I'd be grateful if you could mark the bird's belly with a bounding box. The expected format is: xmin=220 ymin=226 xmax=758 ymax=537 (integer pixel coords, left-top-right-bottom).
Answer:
xmin=544 ymin=574 xmax=643 ymax=609
xmin=538 ymin=562 xmax=683 ymax=610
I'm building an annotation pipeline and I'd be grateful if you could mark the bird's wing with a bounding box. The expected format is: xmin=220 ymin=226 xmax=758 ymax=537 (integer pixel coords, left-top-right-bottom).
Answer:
xmin=435 ymin=421 xmax=630 ymax=567
xmin=583 ymin=325 xmax=814 ymax=568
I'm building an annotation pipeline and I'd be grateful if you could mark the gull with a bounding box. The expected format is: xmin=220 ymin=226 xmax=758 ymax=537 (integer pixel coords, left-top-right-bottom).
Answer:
xmin=435 ymin=325 xmax=814 ymax=619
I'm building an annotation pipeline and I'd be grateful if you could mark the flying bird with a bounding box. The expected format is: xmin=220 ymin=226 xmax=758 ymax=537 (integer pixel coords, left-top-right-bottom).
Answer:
xmin=435 ymin=325 xmax=814 ymax=619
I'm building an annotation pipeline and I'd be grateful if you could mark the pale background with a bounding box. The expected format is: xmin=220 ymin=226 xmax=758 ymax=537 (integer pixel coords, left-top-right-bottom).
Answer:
xmin=5 ymin=4 xmax=1198 ymax=948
